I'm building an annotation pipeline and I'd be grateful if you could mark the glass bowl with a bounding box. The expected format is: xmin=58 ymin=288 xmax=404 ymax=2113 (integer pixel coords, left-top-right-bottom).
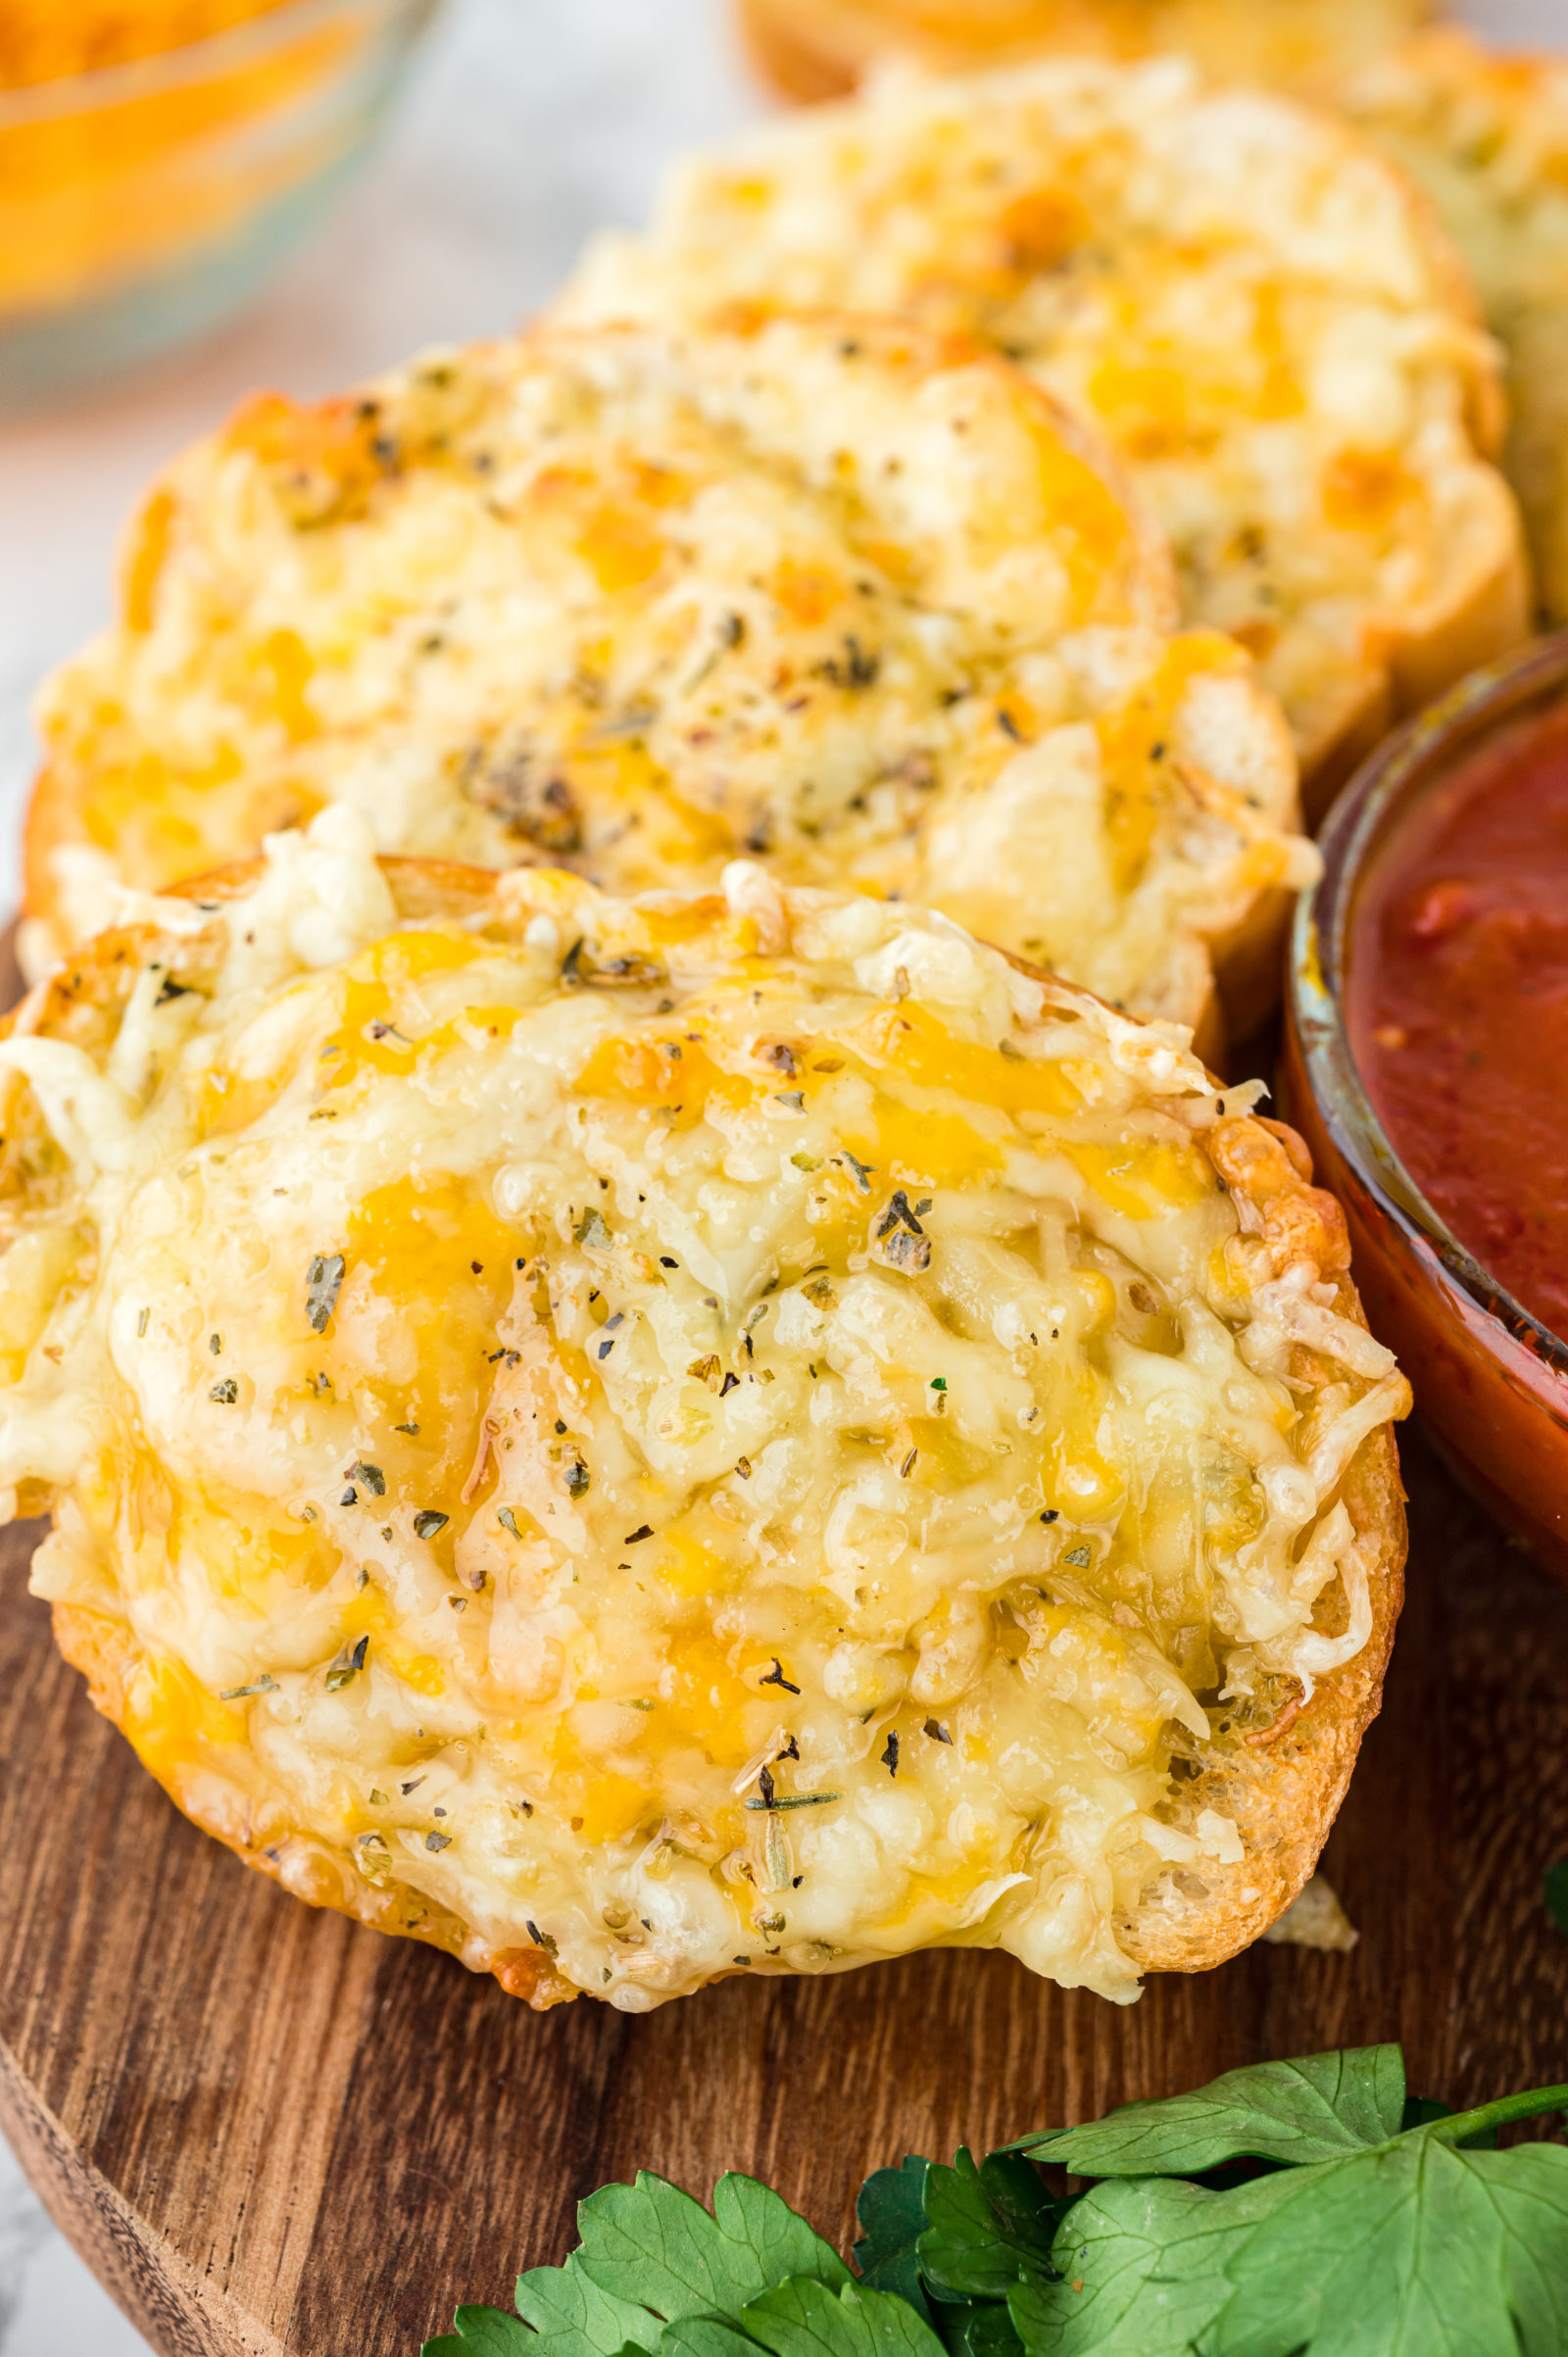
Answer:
xmin=0 ymin=0 xmax=439 ymax=405
xmin=1282 ymin=629 xmax=1568 ymax=1578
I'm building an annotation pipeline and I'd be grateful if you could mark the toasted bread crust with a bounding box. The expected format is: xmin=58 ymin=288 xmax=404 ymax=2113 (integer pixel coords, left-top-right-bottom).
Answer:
xmin=737 ymin=0 xmax=1434 ymax=103
xmin=13 ymin=859 xmax=1407 ymax=2002
xmin=1123 ymin=1113 xmax=1405 ymax=1969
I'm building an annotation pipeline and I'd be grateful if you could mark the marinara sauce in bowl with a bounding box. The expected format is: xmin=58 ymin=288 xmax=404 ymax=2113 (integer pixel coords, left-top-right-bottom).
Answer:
xmin=1285 ymin=631 xmax=1568 ymax=1576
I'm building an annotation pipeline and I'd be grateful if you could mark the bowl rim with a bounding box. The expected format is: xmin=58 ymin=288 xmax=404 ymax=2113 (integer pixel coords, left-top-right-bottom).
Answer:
xmin=0 ymin=0 xmax=436 ymax=130
xmin=1290 ymin=625 xmax=1568 ymax=1383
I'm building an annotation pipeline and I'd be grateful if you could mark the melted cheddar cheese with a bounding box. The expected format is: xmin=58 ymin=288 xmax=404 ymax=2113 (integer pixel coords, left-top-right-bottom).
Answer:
xmin=561 ymin=55 xmax=1526 ymax=777
xmin=30 ymin=314 xmax=1310 ymax=1032
xmin=0 ymin=815 xmax=1408 ymax=2008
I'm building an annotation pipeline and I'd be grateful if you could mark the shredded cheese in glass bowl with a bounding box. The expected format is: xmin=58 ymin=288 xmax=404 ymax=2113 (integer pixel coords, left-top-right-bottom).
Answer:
xmin=0 ymin=0 xmax=437 ymax=401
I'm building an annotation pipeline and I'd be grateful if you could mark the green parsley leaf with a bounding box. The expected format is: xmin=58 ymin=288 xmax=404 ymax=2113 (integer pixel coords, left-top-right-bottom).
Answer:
xmin=424 ymin=2311 xmax=536 ymax=2355
xmin=1398 ymin=2097 xmax=1496 ymax=2148
xmin=751 ymin=2277 xmax=947 ymax=2357
xmin=1010 ymin=2173 xmax=1281 ymax=2355
xmin=851 ymin=2153 xmax=1029 ymax=2354
xmin=855 ymin=2157 xmax=934 ymax=2319
xmin=919 ymin=2152 xmax=1066 ymax=2302
xmin=425 ymin=2176 xmax=850 ymax=2357
xmin=1011 ymin=2096 xmax=1568 ymax=2356
xmin=1545 ymin=1859 xmax=1568 ymax=1937
xmin=428 ymin=2052 xmax=1568 ymax=2357
xmin=664 ymin=2278 xmax=946 ymax=2357
xmin=512 ymin=2255 xmax=664 ymax=2357
xmin=573 ymin=2173 xmax=851 ymax=2316
xmin=957 ymin=2303 xmax=1022 ymax=2357
xmin=1013 ymin=2044 xmax=1406 ymax=2177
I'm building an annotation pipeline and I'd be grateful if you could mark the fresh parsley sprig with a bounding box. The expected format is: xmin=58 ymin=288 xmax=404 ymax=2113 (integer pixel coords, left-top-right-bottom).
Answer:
xmin=425 ymin=2047 xmax=1568 ymax=2357
xmin=1010 ymin=2051 xmax=1568 ymax=2355
xmin=423 ymin=2172 xmax=937 ymax=2357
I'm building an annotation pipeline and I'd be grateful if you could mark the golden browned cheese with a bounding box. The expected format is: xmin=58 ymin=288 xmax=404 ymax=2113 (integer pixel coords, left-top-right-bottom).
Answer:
xmin=0 ymin=818 xmax=1408 ymax=2009
xmin=561 ymin=56 xmax=1530 ymax=805
xmin=27 ymin=313 xmax=1310 ymax=1043
xmin=736 ymin=0 xmax=1433 ymax=104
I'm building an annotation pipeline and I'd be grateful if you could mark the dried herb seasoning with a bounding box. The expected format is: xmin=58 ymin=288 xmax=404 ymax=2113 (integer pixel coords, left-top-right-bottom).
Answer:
xmin=305 ymin=1252 xmax=345 ymax=1333
xmin=324 ymin=1636 xmax=368 ymax=1692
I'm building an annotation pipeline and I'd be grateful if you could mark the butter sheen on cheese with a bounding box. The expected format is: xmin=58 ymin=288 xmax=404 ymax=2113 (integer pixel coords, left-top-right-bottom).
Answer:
xmin=0 ymin=816 xmax=1406 ymax=2008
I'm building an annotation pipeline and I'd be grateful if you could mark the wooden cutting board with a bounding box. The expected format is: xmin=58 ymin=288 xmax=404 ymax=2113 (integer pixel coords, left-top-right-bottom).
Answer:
xmin=2 ymin=1426 xmax=1567 ymax=2357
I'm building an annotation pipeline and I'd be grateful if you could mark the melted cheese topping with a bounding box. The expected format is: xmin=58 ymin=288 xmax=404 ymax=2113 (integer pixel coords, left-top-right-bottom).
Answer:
xmin=0 ymin=814 xmax=1407 ymax=2009
xmin=1331 ymin=29 xmax=1568 ymax=626
xmin=31 ymin=313 xmax=1309 ymax=1030
xmin=561 ymin=55 xmax=1521 ymax=773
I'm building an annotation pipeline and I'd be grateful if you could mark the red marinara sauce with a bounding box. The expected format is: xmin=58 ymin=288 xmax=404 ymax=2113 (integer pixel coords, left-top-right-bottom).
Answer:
xmin=1348 ymin=697 xmax=1568 ymax=1339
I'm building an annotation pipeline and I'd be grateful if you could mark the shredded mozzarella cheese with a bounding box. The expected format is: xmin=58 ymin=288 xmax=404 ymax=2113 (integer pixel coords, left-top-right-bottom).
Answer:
xmin=0 ymin=816 xmax=1407 ymax=2006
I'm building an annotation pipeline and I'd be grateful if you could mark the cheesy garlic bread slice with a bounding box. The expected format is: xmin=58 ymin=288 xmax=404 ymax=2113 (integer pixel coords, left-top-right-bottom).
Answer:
xmin=0 ymin=815 xmax=1408 ymax=2010
xmin=1330 ymin=29 xmax=1568 ymax=629
xmin=562 ymin=56 xmax=1530 ymax=802
xmin=736 ymin=0 xmax=1432 ymax=106
xmin=26 ymin=313 xmax=1308 ymax=1048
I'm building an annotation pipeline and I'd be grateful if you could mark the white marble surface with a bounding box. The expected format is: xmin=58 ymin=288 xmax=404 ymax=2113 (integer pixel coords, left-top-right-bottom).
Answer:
xmin=0 ymin=0 xmax=1557 ymax=2347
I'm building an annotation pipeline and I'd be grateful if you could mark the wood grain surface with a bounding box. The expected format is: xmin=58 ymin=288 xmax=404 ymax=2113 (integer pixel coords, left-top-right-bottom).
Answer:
xmin=1 ymin=1427 xmax=1566 ymax=2357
